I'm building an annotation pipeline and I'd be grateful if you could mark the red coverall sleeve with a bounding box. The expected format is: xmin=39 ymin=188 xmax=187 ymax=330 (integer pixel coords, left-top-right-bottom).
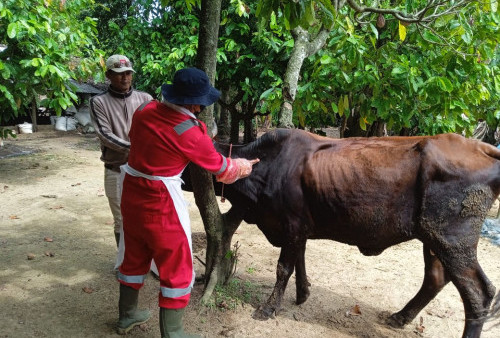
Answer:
xmin=181 ymin=129 xmax=228 ymax=175
xmin=180 ymin=121 xmax=255 ymax=184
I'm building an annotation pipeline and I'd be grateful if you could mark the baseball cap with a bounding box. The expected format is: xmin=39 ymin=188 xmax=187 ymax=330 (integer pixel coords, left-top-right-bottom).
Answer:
xmin=105 ymin=55 xmax=135 ymax=73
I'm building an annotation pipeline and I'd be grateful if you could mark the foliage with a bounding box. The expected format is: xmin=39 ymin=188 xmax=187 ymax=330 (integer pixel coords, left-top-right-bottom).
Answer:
xmin=2 ymin=0 xmax=498 ymax=136
xmin=293 ymin=2 xmax=500 ymax=135
xmin=0 ymin=0 xmax=102 ymax=123
xmin=217 ymin=1 xmax=291 ymax=116
xmin=256 ymin=0 xmax=335 ymax=31
xmin=97 ymin=0 xmax=291 ymax=122
xmin=1 ymin=126 xmax=17 ymax=140
xmin=94 ymin=1 xmax=201 ymax=96
xmin=91 ymin=0 xmax=135 ymax=54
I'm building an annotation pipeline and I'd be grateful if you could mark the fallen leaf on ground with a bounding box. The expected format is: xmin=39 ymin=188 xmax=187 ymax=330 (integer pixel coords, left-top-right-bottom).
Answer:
xmin=82 ymin=287 xmax=94 ymax=294
xmin=415 ymin=316 xmax=425 ymax=333
xmin=345 ymin=304 xmax=362 ymax=316
xmin=351 ymin=304 xmax=361 ymax=315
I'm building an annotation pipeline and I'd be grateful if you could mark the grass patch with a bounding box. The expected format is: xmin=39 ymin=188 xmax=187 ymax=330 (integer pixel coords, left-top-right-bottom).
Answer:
xmin=207 ymin=278 xmax=263 ymax=311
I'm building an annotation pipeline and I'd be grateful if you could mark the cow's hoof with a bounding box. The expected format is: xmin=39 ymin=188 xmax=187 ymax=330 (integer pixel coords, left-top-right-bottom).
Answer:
xmin=296 ymin=289 xmax=310 ymax=305
xmin=386 ymin=312 xmax=406 ymax=328
xmin=252 ymin=305 xmax=275 ymax=321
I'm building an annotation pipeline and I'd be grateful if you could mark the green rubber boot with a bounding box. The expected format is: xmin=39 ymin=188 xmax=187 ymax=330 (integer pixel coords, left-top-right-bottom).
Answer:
xmin=160 ymin=308 xmax=201 ymax=338
xmin=117 ymin=284 xmax=151 ymax=335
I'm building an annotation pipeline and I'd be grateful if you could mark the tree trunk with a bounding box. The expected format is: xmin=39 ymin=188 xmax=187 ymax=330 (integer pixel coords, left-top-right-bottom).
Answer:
xmin=194 ymin=0 xmax=240 ymax=304
xmin=217 ymin=89 xmax=231 ymax=143
xmin=278 ymin=27 xmax=330 ymax=129
xmin=230 ymin=114 xmax=240 ymax=144
xmin=243 ymin=116 xmax=254 ymax=143
xmin=30 ymin=98 xmax=38 ymax=133
xmin=366 ymin=119 xmax=386 ymax=137
xmin=242 ymin=99 xmax=258 ymax=143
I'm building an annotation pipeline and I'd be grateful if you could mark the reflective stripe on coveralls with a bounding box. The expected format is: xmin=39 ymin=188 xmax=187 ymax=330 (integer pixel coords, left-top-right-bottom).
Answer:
xmin=118 ymin=163 xmax=195 ymax=298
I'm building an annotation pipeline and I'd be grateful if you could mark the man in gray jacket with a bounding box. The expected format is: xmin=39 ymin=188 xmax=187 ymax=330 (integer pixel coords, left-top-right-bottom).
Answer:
xmin=90 ymin=54 xmax=153 ymax=247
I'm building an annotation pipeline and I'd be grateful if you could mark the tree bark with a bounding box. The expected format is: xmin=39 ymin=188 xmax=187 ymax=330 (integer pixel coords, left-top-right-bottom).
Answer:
xmin=30 ymin=98 xmax=38 ymax=133
xmin=278 ymin=27 xmax=330 ymax=129
xmin=217 ymin=89 xmax=231 ymax=143
xmin=194 ymin=0 xmax=240 ymax=304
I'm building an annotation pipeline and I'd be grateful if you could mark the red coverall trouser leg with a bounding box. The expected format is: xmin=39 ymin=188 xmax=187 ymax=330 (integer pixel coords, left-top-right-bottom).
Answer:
xmin=118 ymin=176 xmax=193 ymax=309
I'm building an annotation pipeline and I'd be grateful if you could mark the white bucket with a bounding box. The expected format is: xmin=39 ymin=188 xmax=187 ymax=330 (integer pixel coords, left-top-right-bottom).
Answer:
xmin=18 ymin=122 xmax=33 ymax=134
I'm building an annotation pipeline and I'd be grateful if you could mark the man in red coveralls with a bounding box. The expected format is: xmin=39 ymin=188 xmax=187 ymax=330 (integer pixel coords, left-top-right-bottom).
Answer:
xmin=116 ymin=67 xmax=259 ymax=337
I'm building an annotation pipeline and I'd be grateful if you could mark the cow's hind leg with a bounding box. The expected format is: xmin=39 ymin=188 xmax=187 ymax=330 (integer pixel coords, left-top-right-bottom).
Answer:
xmin=439 ymin=248 xmax=495 ymax=338
xmin=387 ymin=244 xmax=450 ymax=328
xmin=252 ymin=243 xmax=301 ymax=320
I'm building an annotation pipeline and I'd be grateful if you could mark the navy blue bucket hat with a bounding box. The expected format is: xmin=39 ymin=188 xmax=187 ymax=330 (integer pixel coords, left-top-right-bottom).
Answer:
xmin=161 ymin=68 xmax=221 ymax=107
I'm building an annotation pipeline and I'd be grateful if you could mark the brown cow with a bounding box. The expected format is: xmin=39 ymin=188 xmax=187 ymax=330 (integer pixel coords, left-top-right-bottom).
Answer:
xmin=186 ymin=129 xmax=500 ymax=338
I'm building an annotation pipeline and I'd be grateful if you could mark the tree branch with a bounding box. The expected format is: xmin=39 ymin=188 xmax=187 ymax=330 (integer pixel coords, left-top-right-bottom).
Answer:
xmin=346 ymin=0 xmax=474 ymax=24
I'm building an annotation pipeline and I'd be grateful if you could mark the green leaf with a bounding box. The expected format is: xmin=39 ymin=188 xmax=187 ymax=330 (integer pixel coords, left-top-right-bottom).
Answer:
xmin=343 ymin=95 xmax=349 ymax=113
xmin=260 ymin=87 xmax=274 ymax=100
xmin=0 ymin=85 xmax=17 ymax=112
xmin=359 ymin=116 xmax=367 ymax=130
xmin=436 ymin=77 xmax=453 ymax=92
xmin=391 ymin=67 xmax=407 ymax=76
xmin=338 ymin=96 xmax=344 ymax=117
xmin=330 ymin=102 xmax=338 ymax=113
xmin=58 ymin=97 xmax=69 ymax=109
xmin=451 ymin=100 xmax=467 ymax=110
xmin=369 ymin=23 xmax=378 ymax=39
xmin=422 ymin=30 xmax=441 ymax=44
xmin=345 ymin=16 xmax=354 ymax=35
xmin=461 ymin=31 xmax=472 ymax=44
xmin=320 ymin=54 xmax=332 ymax=64
xmin=7 ymin=22 xmax=17 ymax=39
xmin=224 ymin=250 xmax=234 ymax=259
xmin=342 ymin=72 xmax=352 ymax=84
xmin=303 ymin=0 xmax=315 ymax=26
xmin=39 ymin=66 xmax=49 ymax=77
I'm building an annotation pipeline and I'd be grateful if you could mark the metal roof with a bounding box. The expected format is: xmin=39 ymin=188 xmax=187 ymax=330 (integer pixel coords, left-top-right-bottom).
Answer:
xmin=68 ymin=79 xmax=105 ymax=94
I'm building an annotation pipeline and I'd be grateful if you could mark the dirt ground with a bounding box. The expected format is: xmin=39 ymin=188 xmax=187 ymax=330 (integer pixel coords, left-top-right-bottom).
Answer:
xmin=1 ymin=126 xmax=499 ymax=338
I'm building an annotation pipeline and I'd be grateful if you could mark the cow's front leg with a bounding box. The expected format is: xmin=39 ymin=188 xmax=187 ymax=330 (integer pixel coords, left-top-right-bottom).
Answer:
xmin=294 ymin=241 xmax=310 ymax=305
xmin=252 ymin=246 xmax=296 ymax=320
